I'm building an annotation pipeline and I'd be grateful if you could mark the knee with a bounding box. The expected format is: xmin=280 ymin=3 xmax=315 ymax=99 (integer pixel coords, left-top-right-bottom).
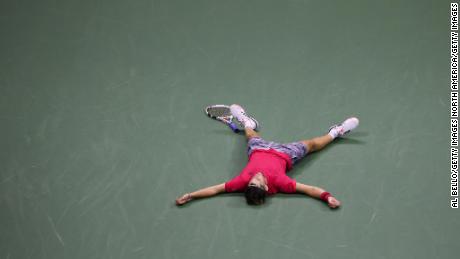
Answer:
xmin=302 ymin=140 xmax=316 ymax=152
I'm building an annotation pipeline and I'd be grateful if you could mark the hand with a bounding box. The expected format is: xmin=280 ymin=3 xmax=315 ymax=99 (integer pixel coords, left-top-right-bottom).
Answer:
xmin=327 ymin=196 xmax=341 ymax=209
xmin=176 ymin=193 xmax=193 ymax=206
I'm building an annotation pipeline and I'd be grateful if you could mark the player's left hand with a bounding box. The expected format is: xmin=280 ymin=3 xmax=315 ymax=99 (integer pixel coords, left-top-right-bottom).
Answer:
xmin=327 ymin=196 xmax=341 ymax=209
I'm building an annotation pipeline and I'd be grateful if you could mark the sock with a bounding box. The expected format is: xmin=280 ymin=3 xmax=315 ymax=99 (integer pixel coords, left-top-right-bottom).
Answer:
xmin=328 ymin=127 xmax=340 ymax=139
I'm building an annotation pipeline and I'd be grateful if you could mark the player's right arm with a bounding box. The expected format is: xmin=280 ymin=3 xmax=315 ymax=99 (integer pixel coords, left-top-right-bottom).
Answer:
xmin=176 ymin=183 xmax=226 ymax=206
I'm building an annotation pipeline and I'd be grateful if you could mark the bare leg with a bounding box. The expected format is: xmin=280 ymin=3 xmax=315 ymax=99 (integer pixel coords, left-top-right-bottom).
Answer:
xmin=301 ymin=134 xmax=334 ymax=153
xmin=244 ymin=127 xmax=260 ymax=140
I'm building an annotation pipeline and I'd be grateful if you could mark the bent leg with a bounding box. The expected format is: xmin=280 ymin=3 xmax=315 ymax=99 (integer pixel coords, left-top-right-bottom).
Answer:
xmin=301 ymin=134 xmax=334 ymax=153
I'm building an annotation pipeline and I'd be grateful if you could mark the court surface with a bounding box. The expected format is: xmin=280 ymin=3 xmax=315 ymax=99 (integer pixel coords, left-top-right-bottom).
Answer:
xmin=0 ymin=0 xmax=458 ymax=258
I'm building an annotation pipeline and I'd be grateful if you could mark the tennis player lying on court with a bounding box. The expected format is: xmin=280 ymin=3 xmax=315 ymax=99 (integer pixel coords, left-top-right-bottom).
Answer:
xmin=176 ymin=105 xmax=359 ymax=208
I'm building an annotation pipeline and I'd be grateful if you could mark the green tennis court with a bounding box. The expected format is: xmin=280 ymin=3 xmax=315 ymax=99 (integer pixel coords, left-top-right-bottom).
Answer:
xmin=1 ymin=0 xmax=458 ymax=258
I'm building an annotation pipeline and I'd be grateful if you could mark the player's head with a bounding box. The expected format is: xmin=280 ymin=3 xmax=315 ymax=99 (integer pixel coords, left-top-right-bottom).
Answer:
xmin=245 ymin=172 xmax=268 ymax=205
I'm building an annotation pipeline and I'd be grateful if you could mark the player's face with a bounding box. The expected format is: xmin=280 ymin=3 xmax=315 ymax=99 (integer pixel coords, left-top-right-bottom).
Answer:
xmin=248 ymin=172 xmax=268 ymax=191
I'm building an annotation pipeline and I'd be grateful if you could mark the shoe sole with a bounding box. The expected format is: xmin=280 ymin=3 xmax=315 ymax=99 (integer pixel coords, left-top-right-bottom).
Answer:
xmin=342 ymin=117 xmax=359 ymax=135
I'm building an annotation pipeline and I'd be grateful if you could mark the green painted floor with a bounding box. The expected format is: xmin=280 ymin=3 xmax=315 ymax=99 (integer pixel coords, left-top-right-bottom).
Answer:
xmin=0 ymin=0 xmax=457 ymax=258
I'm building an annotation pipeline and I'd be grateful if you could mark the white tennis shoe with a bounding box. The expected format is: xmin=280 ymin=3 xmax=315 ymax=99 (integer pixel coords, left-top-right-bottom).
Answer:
xmin=230 ymin=104 xmax=260 ymax=130
xmin=329 ymin=117 xmax=359 ymax=137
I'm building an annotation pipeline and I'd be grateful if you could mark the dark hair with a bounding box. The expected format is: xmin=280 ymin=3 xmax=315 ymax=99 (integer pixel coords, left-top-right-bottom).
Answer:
xmin=245 ymin=186 xmax=266 ymax=205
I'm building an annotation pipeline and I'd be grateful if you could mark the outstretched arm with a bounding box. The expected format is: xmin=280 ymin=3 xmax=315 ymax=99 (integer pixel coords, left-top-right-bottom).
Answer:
xmin=295 ymin=182 xmax=341 ymax=208
xmin=176 ymin=183 xmax=226 ymax=206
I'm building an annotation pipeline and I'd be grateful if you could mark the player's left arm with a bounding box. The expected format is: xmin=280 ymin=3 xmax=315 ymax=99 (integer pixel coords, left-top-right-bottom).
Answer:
xmin=295 ymin=182 xmax=341 ymax=208
xmin=176 ymin=183 xmax=226 ymax=206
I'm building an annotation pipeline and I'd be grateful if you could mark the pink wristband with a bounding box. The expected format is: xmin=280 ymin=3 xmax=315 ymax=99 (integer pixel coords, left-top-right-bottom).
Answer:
xmin=320 ymin=192 xmax=332 ymax=202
